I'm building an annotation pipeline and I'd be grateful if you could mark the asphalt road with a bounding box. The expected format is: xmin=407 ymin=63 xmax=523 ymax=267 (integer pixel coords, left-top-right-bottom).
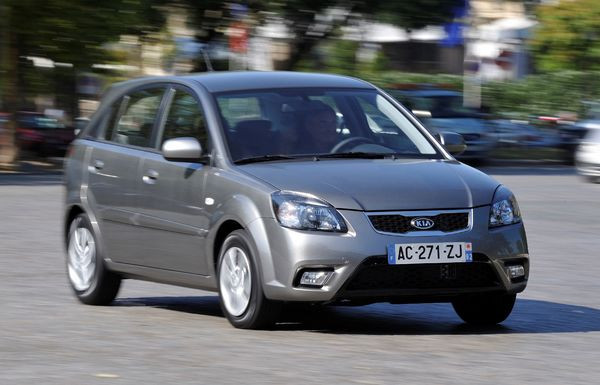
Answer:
xmin=1 ymin=166 xmax=599 ymax=384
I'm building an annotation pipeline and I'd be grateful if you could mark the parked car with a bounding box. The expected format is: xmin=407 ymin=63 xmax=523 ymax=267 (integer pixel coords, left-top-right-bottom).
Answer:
xmin=491 ymin=119 xmax=561 ymax=148
xmin=15 ymin=112 xmax=75 ymax=156
xmin=0 ymin=112 xmax=9 ymax=130
xmin=576 ymin=128 xmax=600 ymax=182
xmin=386 ymin=87 xmax=497 ymax=162
xmin=0 ymin=113 xmax=10 ymax=159
xmin=532 ymin=115 xmax=587 ymax=163
xmin=73 ymin=117 xmax=90 ymax=136
xmin=64 ymin=72 xmax=529 ymax=329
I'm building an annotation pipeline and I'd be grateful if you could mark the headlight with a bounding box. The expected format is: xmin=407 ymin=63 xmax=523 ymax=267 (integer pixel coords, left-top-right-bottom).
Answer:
xmin=489 ymin=186 xmax=522 ymax=228
xmin=272 ymin=191 xmax=347 ymax=232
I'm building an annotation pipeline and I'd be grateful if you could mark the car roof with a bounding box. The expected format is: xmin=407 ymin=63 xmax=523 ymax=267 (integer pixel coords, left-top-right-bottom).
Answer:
xmin=192 ymin=71 xmax=373 ymax=92
xmin=389 ymin=89 xmax=462 ymax=97
xmin=111 ymin=71 xmax=374 ymax=94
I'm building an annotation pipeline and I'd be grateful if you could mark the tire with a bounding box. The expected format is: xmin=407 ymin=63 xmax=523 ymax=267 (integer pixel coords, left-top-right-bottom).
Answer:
xmin=217 ymin=230 xmax=281 ymax=329
xmin=452 ymin=293 xmax=516 ymax=326
xmin=66 ymin=213 xmax=121 ymax=305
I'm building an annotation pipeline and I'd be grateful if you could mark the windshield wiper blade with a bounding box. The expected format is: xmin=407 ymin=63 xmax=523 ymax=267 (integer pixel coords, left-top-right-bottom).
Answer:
xmin=314 ymin=152 xmax=391 ymax=159
xmin=235 ymin=154 xmax=297 ymax=165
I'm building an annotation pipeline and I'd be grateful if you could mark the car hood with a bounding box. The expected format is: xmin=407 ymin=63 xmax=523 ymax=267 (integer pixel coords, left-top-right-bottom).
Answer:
xmin=241 ymin=159 xmax=499 ymax=211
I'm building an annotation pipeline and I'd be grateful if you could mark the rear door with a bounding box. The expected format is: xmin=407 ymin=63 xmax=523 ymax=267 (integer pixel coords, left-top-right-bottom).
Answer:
xmin=134 ymin=85 xmax=211 ymax=274
xmin=87 ymin=86 xmax=167 ymax=265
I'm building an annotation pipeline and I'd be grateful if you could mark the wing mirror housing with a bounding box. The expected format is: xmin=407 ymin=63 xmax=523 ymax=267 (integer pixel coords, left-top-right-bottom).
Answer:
xmin=162 ymin=137 xmax=205 ymax=162
xmin=412 ymin=110 xmax=432 ymax=119
xmin=437 ymin=131 xmax=467 ymax=156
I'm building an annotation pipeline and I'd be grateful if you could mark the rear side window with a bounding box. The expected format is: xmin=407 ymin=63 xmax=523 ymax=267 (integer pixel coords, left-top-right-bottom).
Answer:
xmin=161 ymin=90 xmax=208 ymax=150
xmin=97 ymin=99 xmax=122 ymax=140
xmin=113 ymin=88 xmax=164 ymax=148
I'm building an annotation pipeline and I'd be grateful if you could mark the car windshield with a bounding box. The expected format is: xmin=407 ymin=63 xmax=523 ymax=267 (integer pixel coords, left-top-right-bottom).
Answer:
xmin=215 ymin=88 xmax=441 ymax=163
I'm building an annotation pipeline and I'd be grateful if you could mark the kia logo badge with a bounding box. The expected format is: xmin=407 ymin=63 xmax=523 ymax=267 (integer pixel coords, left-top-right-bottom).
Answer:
xmin=410 ymin=218 xmax=435 ymax=230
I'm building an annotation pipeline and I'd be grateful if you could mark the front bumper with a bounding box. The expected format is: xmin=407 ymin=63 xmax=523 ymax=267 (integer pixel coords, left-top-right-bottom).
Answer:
xmin=577 ymin=161 xmax=600 ymax=177
xmin=250 ymin=206 xmax=529 ymax=303
xmin=576 ymin=150 xmax=600 ymax=176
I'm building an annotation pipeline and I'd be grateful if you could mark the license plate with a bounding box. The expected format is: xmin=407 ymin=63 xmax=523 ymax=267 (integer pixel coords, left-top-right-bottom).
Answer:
xmin=387 ymin=242 xmax=472 ymax=265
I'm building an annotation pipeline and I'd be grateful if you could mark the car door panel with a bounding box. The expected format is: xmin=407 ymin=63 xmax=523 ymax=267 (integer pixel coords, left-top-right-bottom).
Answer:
xmin=86 ymin=141 xmax=143 ymax=264
xmin=86 ymin=86 xmax=167 ymax=265
xmin=133 ymin=87 xmax=211 ymax=275
xmin=134 ymin=153 xmax=209 ymax=274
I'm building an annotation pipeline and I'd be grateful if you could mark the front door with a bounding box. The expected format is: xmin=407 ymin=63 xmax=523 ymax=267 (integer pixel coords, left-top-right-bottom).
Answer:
xmin=134 ymin=87 xmax=211 ymax=275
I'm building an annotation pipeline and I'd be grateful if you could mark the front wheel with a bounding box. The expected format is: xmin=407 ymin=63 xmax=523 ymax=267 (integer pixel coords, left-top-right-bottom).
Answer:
xmin=452 ymin=293 xmax=516 ymax=326
xmin=217 ymin=230 xmax=281 ymax=329
xmin=66 ymin=213 xmax=121 ymax=305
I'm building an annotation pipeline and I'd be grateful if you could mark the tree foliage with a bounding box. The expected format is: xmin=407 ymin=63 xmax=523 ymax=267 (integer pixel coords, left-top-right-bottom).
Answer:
xmin=6 ymin=0 xmax=165 ymax=68
xmin=532 ymin=0 xmax=600 ymax=72
xmin=1 ymin=0 xmax=166 ymax=114
xmin=183 ymin=0 xmax=464 ymax=70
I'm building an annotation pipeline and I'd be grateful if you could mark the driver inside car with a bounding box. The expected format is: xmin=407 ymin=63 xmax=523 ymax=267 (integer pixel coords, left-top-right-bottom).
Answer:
xmin=300 ymin=101 xmax=339 ymax=154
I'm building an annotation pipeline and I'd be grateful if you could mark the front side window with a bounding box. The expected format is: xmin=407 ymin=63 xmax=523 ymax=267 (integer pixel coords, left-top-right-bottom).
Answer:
xmin=113 ymin=88 xmax=164 ymax=148
xmin=215 ymin=88 xmax=440 ymax=163
xmin=160 ymin=90 xmax=208 ymax=150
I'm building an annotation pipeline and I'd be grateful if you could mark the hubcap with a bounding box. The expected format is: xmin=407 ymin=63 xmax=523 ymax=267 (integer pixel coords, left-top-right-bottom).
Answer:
xmin=67 ymin=220 xmax=96 ymax=291
xmin=219 ymin=246 xmax=252 ymax=317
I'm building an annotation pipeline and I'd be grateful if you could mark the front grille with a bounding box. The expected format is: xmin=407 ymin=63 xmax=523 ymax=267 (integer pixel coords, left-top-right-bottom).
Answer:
xmin=343 ymin=255 xmax=500 ymax=292
xmin=369 ymin=212 xmax=468 ymax=234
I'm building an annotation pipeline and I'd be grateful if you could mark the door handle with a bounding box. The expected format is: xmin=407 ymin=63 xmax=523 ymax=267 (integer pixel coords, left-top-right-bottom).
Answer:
xmin=142 ymin=169 xmax=159 ymax=185
xmin=88 ymin=159 xmax=104 ymax=173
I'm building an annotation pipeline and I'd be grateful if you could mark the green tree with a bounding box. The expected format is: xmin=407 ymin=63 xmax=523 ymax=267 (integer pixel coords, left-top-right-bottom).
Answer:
xmin=0 ymin=0 xmax=166 ymax=114
xmin=532 ymin=0 xmax=600 ymax=72
xmin=182 ymin=0 xmax=464 ymax=70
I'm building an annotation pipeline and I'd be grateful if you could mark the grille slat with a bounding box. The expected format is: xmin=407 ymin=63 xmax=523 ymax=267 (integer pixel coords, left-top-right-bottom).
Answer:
xmin=369 ymin=212 xmax=469 ymax=234
xmin=344 ymin=256 xmax=499 ymax=292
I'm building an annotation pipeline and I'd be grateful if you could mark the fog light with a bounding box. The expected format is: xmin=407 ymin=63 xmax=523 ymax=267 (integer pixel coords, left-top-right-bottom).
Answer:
xmin=299 ymin=271 xmax=333 ymax=287
xmin=506 ymin=265 xmax=525 ymax=279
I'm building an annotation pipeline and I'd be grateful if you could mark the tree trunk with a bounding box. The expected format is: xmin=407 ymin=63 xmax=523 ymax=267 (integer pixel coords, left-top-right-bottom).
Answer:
xmin=283 ymin=6 xmax=355 ymax=71
xmin=284 ymin=35 xmax=318 ymax=71
xmin=0 ymin=5 xmax=19 ymax=167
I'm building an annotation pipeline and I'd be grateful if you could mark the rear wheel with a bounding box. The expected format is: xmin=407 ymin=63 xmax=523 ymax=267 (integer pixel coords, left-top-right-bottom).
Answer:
xmin=217 ymin=230 xmax=281 ymax=329
xmin=452 ymin=293 xmax=516 ymax=326
xmin=66 ymin=213 xmax=121 ymax=305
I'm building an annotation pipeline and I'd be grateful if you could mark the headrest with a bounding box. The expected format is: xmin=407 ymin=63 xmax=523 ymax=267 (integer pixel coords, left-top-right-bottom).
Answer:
xmin=234 ymin=119 xmax=272 ymax=134
xmin=281 ymin=100 xmax=334 ymax=114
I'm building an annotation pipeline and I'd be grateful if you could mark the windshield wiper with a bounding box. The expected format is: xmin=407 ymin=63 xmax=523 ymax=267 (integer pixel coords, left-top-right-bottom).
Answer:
xmin=314 ymin=152 xmax=392 ymax=160
xmin=235 ymin=154 xmax=298 ymax=165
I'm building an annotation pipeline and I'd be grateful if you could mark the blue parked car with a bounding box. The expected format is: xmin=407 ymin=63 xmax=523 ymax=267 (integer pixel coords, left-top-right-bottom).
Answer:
xmin=387 ymin=87 xmax=497 ymax=163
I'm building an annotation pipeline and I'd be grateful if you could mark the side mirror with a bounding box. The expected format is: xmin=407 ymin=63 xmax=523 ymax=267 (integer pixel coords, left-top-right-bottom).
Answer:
xmin=438 ymin=131 xmax=467 ymax=156
xmin=162 ymin=137 xmax=204 ymax=162
xmin=412 ymin=110 xmax=432 ymax=119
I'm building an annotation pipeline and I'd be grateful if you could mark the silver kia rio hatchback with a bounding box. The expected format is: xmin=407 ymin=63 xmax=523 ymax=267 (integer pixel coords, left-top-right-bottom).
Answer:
xmin=64 ymin=72 xmax=529 ymax=329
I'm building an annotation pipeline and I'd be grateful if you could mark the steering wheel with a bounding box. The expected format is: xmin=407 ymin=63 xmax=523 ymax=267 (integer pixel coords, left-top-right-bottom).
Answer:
xmin=330 ymin=137 xmax=376 ymax=153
